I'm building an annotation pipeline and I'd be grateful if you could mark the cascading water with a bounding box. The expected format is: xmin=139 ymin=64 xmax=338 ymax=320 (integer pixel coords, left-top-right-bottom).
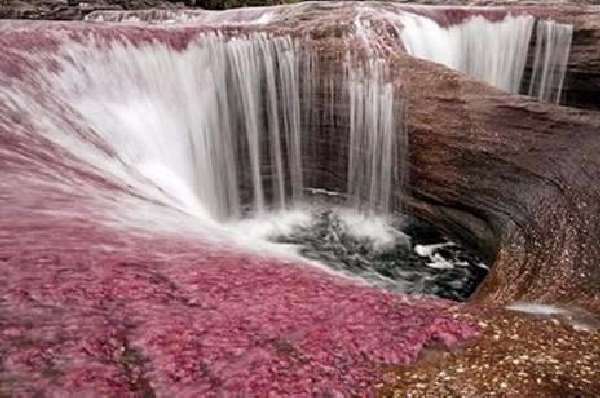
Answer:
xmin=346 ymin=58 xmax=402 ymax=214
xmin=2 ymin=11 xmax=484 ymax=301
xmin=88 ymin=4 xmax=574 ymax=106
xmin=43 ymin=28 xmax=402 ymax=224
xmin=394 ymin=11 xmax=572 ymax=104
xmin=528 ymin=19 xmax=573 ymax=104
xmin=50 ymin=32 xmax=304 ymax=220
xmin=399 ymin=13 xmax=535 ymax=94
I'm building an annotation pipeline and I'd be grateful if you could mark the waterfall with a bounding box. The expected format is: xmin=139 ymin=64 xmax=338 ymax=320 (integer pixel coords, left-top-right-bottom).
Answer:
xmin=396 ymin=11 xmax=572 ymax=103
xmin=399 ymin=13 xmax=535 ymax=94
xmin=6 ymin=22 xmax=404 ymax=223
xmin=346 ymin=58 xmax=400 ymax=214
xmin=74 ymin=7 xmax=573 ymax=225
xmin=52 ymin=6 xmax=573 ymax=224
xmin=528 ymin=20 xmax=573 ymax=104
xmin=50 ymin=32 xmax=304 ymax=219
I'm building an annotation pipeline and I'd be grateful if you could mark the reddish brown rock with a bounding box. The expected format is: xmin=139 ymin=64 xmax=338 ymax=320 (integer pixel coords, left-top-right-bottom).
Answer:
xmin=395 ymin=58 xmax=600 ymax=311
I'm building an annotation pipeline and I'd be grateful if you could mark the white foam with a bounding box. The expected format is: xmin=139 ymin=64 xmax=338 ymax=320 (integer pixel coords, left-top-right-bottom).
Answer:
xmin=415 ymin=242 xmax=455 ymax=257
xmin=337 ymin=209 xmax=410 ymax=251
xmin=305 ymin=187 xmax=344 ymax=197
xmin=506 ymin=302 xmax=567 ymax=316
xmin=426 ymin=254 xmax=454 ymax=269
